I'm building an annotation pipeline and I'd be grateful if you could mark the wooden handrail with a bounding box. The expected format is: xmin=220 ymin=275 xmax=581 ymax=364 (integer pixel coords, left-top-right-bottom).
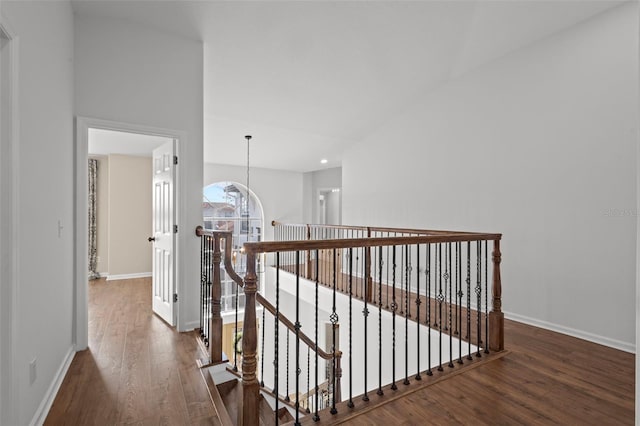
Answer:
xmin=256 ymin=292 xmax=340 ymax=361
xmin=245 ymin=233 xmax=502 ymax=255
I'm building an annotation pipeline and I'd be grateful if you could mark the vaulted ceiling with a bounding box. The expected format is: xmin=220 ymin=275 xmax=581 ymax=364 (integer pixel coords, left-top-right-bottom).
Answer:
xmin=72 ymin=0 xmax=622 ymax=172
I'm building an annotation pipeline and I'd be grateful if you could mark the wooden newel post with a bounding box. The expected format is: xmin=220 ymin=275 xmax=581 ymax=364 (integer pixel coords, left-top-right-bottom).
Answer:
xmin=240 ymin=251 xmax=259 ymax=426
xmin=489 ymin=238 xmax=504 ymax=352
xmin=210 ymin=235 xmax=223 ymax=364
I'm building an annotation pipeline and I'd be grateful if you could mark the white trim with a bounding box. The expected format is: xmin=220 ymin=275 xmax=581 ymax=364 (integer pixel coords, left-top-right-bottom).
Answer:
xmin=106 ymin=272 xmax=152 ymax=281
xmin=504 ymin=310 xmax=635 ymax=354
xmin=75 ymin=117 xmax=187 ymax=348
xmin=0 ymin=15 xmax=19 ymax=426
xmin=184 ymin=320 xmax=200 ymax=331
xmin=29 ymin=346 xmax=75 ymax=426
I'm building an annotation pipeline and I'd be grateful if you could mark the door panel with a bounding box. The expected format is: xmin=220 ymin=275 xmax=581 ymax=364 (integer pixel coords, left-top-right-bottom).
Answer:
xmin=151 ymin=140 xmax=175 ymax=325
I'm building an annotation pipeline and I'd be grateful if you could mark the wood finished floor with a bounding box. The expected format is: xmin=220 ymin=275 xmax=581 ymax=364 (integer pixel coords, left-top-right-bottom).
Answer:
xmin=45 ymin=277 xmax=634 ymax=425
xmin=45 ymin=278 xmax=220 ymax=426
xmin=310 ymin=319 xmax=635 ymax=425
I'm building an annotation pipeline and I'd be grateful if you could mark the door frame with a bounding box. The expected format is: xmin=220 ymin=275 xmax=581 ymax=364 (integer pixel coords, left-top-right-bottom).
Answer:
xmin=0 ymin=15 xmax=19 ymax=426
xmin=74 ymin=116 xmax=186 ymax=350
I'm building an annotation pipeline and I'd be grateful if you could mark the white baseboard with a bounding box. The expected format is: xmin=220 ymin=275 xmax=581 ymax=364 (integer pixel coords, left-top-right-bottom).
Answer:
xmin=184 ymin=320 xmax=200 ymax=332
xmin=106 ymin=272 xmax=151 ymax=281
xmin=504 ymin=311 xmax=635 ymax=354
xmin=30 ymin=346 xmax=75 ymax=426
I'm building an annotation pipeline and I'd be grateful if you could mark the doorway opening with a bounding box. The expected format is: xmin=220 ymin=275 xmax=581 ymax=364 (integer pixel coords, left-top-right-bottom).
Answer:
xmin=75 ymin=117 xmax=186 ymax=350
xmin=318 ymin=188 xmax=341 ymax=225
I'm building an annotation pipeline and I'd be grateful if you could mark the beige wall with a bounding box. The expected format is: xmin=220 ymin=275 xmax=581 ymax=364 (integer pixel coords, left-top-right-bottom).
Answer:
xmin=91 ymin=155 xmax=109 ymax=274
xmin=107 ymin=154 xmax=152 ymax=276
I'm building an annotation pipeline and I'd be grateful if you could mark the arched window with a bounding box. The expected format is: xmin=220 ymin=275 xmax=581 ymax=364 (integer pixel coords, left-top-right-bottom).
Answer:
xmin=203 ymin=181 xmax=264 ymax=313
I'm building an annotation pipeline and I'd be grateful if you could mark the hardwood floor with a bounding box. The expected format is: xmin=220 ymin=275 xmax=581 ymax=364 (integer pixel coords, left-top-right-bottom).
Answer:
xmin=310 ymin=319 xmax=635 ymax=425
xmin=45 ymin=277 xmax=634 ymax=425
xmin=45 ymin=278 xmax=220 ymax=425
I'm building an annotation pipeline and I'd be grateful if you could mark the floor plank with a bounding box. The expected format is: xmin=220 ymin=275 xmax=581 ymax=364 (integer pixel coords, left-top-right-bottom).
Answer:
xmin=45 ymin=278 xmax=218 ymax=426
xmin=320 ymin=320 xmax=635 ymax=425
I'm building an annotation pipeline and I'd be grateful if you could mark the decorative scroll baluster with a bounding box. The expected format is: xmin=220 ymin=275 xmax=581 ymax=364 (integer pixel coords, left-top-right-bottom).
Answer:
xmin=391 ymin=246 xmax=397 ymax=391
xmin=437 ymin=244 xmax=443 ymax=372
xmin=455 ymin=241 xmax=459 ymax=336
xmin=377 ymin=246 xmax=384 ymax=396
xmin=306 ymin=346 xmax=311 ymax=413
xmin=476 ymin=241 xmax=482 ymax=358
xmin=415 ymin=244 xmax=421 ymax=381
xmin=313 ymin=249 xmax=320 ymax=422
xmin=330 ymin=248 xmax=338 ymax=415
xmin=404 ymin=245 xmax=410 ymax=386
xmin=485 ymin=240 xmax=490 ymax=354
xmin=448 ymin=243 xmax=454 ymax=369
xmin=363 ymin=246 xmax=370 ymax=402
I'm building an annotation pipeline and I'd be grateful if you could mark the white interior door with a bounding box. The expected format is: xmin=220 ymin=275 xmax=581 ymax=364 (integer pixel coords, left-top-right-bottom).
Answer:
xmin=151 ymin=139 xmax=176 ymax=325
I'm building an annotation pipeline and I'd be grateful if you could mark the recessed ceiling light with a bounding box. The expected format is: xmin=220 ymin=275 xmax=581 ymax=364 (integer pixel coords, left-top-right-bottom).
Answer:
xmin=320 ymin=159 xmax=328 ymax=164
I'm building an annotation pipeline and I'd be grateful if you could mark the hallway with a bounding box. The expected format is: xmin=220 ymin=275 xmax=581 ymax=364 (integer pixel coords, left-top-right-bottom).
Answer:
xmin=45 ymin=278 xmax=220 ymax=425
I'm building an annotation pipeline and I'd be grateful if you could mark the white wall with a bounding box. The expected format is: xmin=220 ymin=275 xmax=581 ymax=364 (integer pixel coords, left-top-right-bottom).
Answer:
xmin=1 ymin=1 xmax=75 ymax=424
xmin=343 ymin=4 xmax=638 ymax=350
xmin=203 ymin=163 xmax=304 ymax=242
xmin=75 ymin=15 xmax=204 ymax=330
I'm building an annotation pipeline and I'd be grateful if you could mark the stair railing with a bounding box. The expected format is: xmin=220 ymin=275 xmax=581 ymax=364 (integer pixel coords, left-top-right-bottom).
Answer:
xmin=198 ymin=224 xmax=503 ymax=426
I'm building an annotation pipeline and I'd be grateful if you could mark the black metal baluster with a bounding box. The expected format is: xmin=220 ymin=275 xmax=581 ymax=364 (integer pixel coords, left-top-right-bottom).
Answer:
xmin=399 ymin=245 xmax=404 ymax=316
xmin=404 ymin=245 xmax=410 ymax=386
xmin=261 ymin=306 xmax=265 ymax=387
xmin=233 ymin=247 xmax=239 ymax=371
xmin=330 ymin=248 xmax=338 ymax=415
xmin=448 ymin=243 xmax=454 ymax=368
xmin=426 ymin=243 xmax=432 ymax=376
xmin=274 ymin=254 xmax=280 ymax=423
xmin=485 ymin=240 xmax=490 ymax=354
xmin=455 ymin=241 xmax=459 ymax=337
xmin=313 ymin=249 xmax=320 ymax=422
xmin=437 ymin=244 xmax=443 ymax=372
xmin=377 ymin=246 xmax=384 ymax=396
xmin=363 ymin=245 xmax=370 ymax=402
xmin=347 ymin=248 xmax=354 ymax=408
xmin=306 ymin=346 xmax=311 ymax=413
xmin=457 ymin=242 xmax=463 ymax=365
xmin=295 ymin=251 xmax=301 ymax=425
xmin=467 ymin=242 xmax=472 ymax=361
xmin=391 ymin=246 xmax=398 ymax=390
xmin=476 ymin=241 xmax=482 ymax=358
xmin=386 ymin=243 xmax=390 ymax=309
xmin=415 ymin=244 xmax=422 ymax=381
xmin=285 ymin=329 xmax=290 ymax=402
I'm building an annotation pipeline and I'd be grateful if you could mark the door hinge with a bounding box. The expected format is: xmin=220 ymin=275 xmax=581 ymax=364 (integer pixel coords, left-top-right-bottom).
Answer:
xmin=173 ymin=155 xmax=178 ymax=165
xmin=174 ymin=224 xmax=178 ymax=233
xmin=173 ymin=293 xmax=178 ymax=303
